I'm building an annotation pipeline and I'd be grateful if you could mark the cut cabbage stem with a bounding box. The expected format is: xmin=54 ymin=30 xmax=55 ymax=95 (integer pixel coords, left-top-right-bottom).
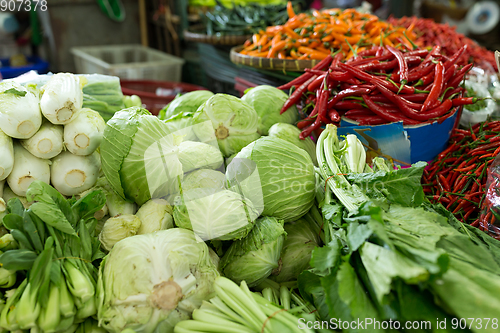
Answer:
xmin=63 ymin=108 xmax=105 ymax=156
xmin=7 ymin=143 xmax=51 ymax=197
xmin=150 ymin=274 xmax=197 ymax=310
xmin=51 ymin=151 xmax=100 ymax=196
xmin=20 ymin=121 xmax=64 ymax=159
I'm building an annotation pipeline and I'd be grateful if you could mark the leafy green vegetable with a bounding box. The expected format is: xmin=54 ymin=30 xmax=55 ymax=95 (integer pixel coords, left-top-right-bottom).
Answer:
xmin=100 ymin=107 xmax=183 ymax=205
xmin=241 ymin=86 xmax=298 ymax=136
xmin=220 ymin=216 xmax=286 ymax=287
xmin=227 ymin=136 xmax=316 ymax=222
xmin=1 ymin=88 xmax=27 ymax=97
xmin=159 ymin=90 xmax=214 ymax=120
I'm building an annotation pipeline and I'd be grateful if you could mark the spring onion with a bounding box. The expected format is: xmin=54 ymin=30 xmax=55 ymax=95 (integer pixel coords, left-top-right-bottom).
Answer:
xmin=20 ymin=121 xmax=64 ymax=159
xmin=6 ymin=143 xmax=50 ymax=197
xmin=0 ymin=81 xmax=42 ymax=139
xmin=63 ymin=108 xmax=105 ymax=156
xmin=0 ymin=130 xmax=13 ymax=181
xmin=50 ymin=151 xmax=100 ymax=196
xmin=40 ymin=73 xmax=85 ymax=125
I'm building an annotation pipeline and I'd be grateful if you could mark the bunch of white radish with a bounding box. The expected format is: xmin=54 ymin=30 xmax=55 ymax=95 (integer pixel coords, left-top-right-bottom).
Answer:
xmin=0 ymin=73 xmax=105 ymax=203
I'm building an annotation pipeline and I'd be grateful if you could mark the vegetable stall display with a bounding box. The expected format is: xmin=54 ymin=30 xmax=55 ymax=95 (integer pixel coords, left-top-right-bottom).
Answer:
xmin=239 ymin=6 xmax=417 ymax=60
xmin=279 ymin=45 xmax=478 ymax=139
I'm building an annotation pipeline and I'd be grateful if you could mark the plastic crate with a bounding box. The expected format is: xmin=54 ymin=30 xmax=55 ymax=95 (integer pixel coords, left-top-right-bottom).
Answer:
xmin=0 ymin=56 xmax=49 ymax=79
xmin=71 ymin=45 xmax=185 ymax=82
xmin=120 ymin=79 xmax=207 ymax=115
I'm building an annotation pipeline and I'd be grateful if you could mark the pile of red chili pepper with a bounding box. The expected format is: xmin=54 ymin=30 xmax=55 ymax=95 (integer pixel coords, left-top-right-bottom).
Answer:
xmin=422 ymin=120 xmax=500 ymax=227
xmin=388 ymin=16 xmax=497 ymax=72
xmin=279 ymin=44 xmax=477 ymax=139
xmin=478 ymin=154 xmax=500 ymax=240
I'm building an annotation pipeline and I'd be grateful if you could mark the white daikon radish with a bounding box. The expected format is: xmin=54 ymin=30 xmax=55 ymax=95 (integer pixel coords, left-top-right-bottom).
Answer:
xmin=51 ymin=151 xmax=100 ymax=196
xmin=40 ymin=73 xmax=85 ymax=125
xmin=64 ymin=108 xmax=105 ymax=156
xmin=0 ymin=130 xmax=13 ymax=181
xmin=0 ymin=81 xmax=42 ymax=139
xmin=7 ymin=143 xmax=50 ymax=197
xmin=20 ymin=121 xmax=64 ymax=159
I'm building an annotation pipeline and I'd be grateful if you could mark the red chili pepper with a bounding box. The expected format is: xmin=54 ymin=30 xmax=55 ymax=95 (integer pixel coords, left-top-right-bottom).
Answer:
xmin=438 ymin=143 xmax=457 ymax=159
xmin=454 ymin=164 xmax=475 ymax=172
xmin=362 ymin=95 xmax=420 ymax=125
xmin=345 ymin=108 xmax=374 ymax=117
xmin=421 ymin=61 xmax=445 ymax=113
xmin=328 ymin=109 xmax=340 ymax=122
xmin=277 ymin=55 xmax=333 ymax=90
xmin=452 ymin=97 xmax=481 ymax=107
xmin=438 ymin=174 xmax=451 ymax=192
xmin=443 ymin=45 xmax=467 ymax=70
xmin=333 ymin=101 xmax=366 ymax=110
xmin=357 ymin=116 xmax=387 ymax=125
xmin=281 ymin=75 xmax=317 ymax=114
xmin=386 ymin=45 xmax=409 ymax=85
xmin=470 ymin=141 xmax=500 ymax=154
xmin=447 ymin=63 xmax=473 ymax=88
xmin=308 ymin=74 xmax=327 ymax=91
xmin=339 ymin=63 xmax=419 ymax=95
xmin=327 ymin=87 xmax=373 ymax=109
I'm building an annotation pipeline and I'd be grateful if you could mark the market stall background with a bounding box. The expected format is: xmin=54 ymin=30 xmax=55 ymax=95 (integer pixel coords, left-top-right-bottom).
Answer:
xmin=2 ymin=0 xmax=500 ymax=332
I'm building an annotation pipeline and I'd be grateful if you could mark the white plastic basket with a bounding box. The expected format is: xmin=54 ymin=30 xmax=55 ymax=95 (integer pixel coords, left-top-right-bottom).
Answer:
xmin=71 ymin=44 xmax=185 ymax=82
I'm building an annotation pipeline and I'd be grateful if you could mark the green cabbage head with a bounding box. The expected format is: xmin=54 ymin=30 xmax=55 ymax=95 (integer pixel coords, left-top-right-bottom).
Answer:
xmin=268 ymin=123 xmax=317 ymax=165
xmin=226 ymin=137 xmax=316 ymax=222
xmin=100 ymin=107 xmax=184 ymax=206
xmin=270 ymin=217 xmax=321 ymax=282
xmin=97 ymin=228 xmax=220 ymax=333
xmin=193 ymin=94 xmax=260 ymax=157
xmin=220 ymin=216 xmax=286 ymax=287
xmin=159 ymin=90 xmax=214 ymax=120
xmin=173 ymin=189 xmax=259 ymax=241
xmin=241 ymin=85 xmax=298 ymax=136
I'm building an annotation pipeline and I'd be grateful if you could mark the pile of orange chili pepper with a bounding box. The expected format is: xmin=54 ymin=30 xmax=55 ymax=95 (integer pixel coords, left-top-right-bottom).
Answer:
xmin=388 ymin=16 xmax=498 ymax=71
xmin=422 ymin=121 xmax=500 ymax=227
xmin=239 ymin=2 xmax=417 ymax=60
xmin=279 ymin=45 xmax=477 ymax=139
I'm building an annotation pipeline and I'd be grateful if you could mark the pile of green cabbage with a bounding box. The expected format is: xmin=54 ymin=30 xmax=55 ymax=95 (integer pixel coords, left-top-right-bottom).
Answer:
xmin=95 ymin=87 xmax=323 ymax=332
